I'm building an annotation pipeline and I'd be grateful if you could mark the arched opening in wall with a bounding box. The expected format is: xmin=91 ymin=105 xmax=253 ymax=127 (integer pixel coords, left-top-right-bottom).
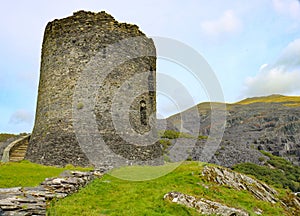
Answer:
xmin=140 ymin=100 xmax=147 ymax=126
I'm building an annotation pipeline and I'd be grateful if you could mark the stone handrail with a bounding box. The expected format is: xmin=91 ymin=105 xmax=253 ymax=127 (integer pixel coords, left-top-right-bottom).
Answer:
xmin=1 ymin=134 xmax=30 ymax=162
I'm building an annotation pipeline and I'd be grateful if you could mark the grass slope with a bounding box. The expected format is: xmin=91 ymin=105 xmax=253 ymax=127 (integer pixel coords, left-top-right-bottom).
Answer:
xmin=236 ymin=94 xmax=300 ymax=107
xmin=48 ymin=162 xmax=288 ymax=216
xmin=0 ymin=160 xmax=91 ymax=187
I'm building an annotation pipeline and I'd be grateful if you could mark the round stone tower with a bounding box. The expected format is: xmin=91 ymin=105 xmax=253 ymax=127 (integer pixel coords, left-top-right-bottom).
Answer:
xmin=26 ymin=11 xmax=162 ymax=167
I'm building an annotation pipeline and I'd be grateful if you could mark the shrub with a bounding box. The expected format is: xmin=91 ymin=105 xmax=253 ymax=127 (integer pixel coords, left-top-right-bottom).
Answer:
xmin=159 ymin=130 xmax=195 ymax=139
xmin=198 ymin=135 xmax=208 ymax=140
xmin=159 ymin=130 xmax=180 ymax=139
xmin=159 ymin=139 xmax=172 ymax=152
xmin=233 ymin=152 xmax=300 ymax=192
xmin=186 ymin=156 xmax=192 ymax=161
xmin=76 ymin=102 xmax=84 ymax=110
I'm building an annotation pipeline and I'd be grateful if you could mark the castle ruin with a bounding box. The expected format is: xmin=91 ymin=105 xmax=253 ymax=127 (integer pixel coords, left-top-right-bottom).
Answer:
xmin=26 ymin=11 xmax=162 ymax=167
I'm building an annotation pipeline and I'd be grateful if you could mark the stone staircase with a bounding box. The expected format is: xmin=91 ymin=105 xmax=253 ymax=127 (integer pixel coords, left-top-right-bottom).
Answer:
xmin=9 ymin=141 xmax=29 ymax=162
xmin=1 ymin=134 xmax=30 ymax=163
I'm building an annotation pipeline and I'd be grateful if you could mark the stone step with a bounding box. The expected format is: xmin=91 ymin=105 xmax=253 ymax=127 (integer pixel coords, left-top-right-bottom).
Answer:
xmin=10 ymin=151 xmax=26 ymax=155
xmin=16 ymin=146 xmax=28 ymax=150
xmin=9 ymin=143 xmax=29 ymax=162
xmin=10 ymin=152 xmax=26 ymax=157
xmin=10 ymin=157 xmax=24 ymax=162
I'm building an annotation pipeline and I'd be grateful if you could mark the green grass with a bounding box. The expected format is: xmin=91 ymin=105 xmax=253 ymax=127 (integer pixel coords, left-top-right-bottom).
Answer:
xmin=47 ymin=162 xmax=288 ymax=216
xmin=0 ymin=160 xmax=92 ymax=187
xmin=198 ymin=135 xmax=208 ymax=140
xmin=158 ymin=130 xmax=195 ymax=139
xmin=233 ymin=151 xmax=300 ymax=192
xmin=235 ymin=94 xmax=300 ymax=107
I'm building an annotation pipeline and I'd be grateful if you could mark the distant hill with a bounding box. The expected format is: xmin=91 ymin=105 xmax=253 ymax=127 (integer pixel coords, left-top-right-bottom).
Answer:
xmin=162 ymin=95 xmax=300 ymax=167
xmin=0 ymin=133 xmax=16 ymax=143
xmin=236 ymin=94 xmax=300 ymax=107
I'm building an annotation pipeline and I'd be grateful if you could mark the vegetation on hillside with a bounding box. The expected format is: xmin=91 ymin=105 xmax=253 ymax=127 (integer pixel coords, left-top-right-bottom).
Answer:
xmin=233 ymin=151 xmax=300 ymax=192
xmin=159 ymin=130 xmax=207 ymax=140
xmin=236 ymin=94 xmax=300 ymax=107
xmin=158 ymin=130 xmax=195 ymax=139
xmin=47 ymin=162 xmax=289 ymax=216
xmin=0 ymin=133 xmax=17 ymax=142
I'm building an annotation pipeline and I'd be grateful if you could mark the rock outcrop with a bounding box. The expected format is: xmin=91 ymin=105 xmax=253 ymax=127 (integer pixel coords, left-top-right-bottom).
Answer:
xmin=164 ymin=191 xmax=249 ymax=216
xmin=0 ymin=170 xmax=102 ymax=215
xmin=202 ymin=166 xmax=278 ymax=203
xmin=202 ymin=165 xmax=300 ymax=214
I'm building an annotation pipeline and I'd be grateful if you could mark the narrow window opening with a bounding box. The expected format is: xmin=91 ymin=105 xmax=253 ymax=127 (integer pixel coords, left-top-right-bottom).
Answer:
xmin=140 ymin=100 xmax=147 ymax=126
xmin=102 ymin=46 xmax=106 ymax=58
xmin=148 ymin=67 xmax=154 ymax=96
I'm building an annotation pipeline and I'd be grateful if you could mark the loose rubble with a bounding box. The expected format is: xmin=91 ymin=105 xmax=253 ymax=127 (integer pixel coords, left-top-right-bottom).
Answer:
xmin=0 ymin=170 xmax=103 ymax=216
xmin=164 ymin=191 xmax=249 ymax=216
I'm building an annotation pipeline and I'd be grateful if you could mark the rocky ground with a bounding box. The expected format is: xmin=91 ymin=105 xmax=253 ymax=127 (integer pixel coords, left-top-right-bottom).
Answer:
xmin=163 ymin=96 xmax=300 ymax=167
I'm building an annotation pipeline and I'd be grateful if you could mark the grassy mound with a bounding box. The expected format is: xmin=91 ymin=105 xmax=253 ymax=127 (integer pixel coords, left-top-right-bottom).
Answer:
xmin=47 ymin=162 xmax=288 ymax=216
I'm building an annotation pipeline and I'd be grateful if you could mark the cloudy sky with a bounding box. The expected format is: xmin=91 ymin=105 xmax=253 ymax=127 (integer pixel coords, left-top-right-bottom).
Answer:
xmin=1 ymin=0 xmax=300 ymax=133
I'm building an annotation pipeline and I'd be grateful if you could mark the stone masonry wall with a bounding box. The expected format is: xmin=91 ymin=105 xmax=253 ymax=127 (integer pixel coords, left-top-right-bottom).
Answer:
xmin=26 ymin=11 xmax=162 ymax=167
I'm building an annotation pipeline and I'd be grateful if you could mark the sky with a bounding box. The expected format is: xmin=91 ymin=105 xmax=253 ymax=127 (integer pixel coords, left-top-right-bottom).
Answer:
xmin=1 ymin=0 xmax=300 ymax=133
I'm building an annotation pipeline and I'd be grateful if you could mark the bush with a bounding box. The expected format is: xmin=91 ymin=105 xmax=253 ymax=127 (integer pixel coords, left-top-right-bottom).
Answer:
xmin=198 ymin=135 xmax=208 ymax=140
xmin=232 ymin=152 xmax=300 ymax=192
xmin=159 ymin=130 xmax=194 ymax=139
xmin=159 ymin=130 xmax=180 ymax=139
xmin=76 ymin=102 xmax=84 ymax=110
xmin=159 ymin=139 xmax=172 ymax=152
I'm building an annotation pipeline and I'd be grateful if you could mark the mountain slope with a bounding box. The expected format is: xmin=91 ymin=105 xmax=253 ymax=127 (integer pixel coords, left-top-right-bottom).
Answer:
xmin=164 ymin=95 xmax=300 ymax=167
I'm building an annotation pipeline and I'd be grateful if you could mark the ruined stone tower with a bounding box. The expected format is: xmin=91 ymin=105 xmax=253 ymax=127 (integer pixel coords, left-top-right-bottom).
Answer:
xmin=26 ymin=11 xmax=162 ymax=167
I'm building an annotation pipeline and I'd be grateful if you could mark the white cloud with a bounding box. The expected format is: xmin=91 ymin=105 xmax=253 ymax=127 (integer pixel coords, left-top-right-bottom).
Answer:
xmin=259 ymin=64 xmax=268 ymax=71
xmin=200 ymin=10 xmax=242 ymax=36
xmin=272 ymin=0 xmax=300 ymax=19
xmin=277 ymin=38 xmax=300 ymax=67
xmin=9 ymin=110 xmax=34 ymax=125
xmin=243 ymin=38 xmax=300 ymax=97
xmin=244 ymin=67 xmax=300 ymax=96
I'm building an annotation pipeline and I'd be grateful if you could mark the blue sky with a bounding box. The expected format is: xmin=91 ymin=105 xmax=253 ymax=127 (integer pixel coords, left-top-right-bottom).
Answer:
xmin=1 ymin=0 xmax=300 ymax=133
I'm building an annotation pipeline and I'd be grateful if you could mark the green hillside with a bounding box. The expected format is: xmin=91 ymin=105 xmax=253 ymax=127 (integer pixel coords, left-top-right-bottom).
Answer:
xmin=235 ymin=94 xmax=300 ymax=107
xmin=0 ymin=160 xmax=298 ymax=215
xmin=47 ymin=162 xmax=295 ymax=216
